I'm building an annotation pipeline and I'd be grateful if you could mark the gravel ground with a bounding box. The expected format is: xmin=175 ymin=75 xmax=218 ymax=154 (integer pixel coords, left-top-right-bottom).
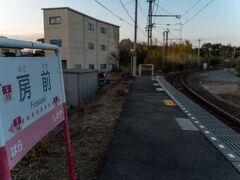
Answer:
xmin=199 ymin=69 xmax=240 ymax=83
xmin=12 ymin=73 xmax=132 ymax=180
xmin=190 ymin=69 xmax=240 ymax=107
xmin=187 ymin=70 xmax=240 ymax=118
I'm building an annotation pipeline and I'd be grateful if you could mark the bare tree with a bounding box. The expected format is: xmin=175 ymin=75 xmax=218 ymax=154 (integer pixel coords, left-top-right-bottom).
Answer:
xmin=108 ymin=52 xmax=119 ymax=69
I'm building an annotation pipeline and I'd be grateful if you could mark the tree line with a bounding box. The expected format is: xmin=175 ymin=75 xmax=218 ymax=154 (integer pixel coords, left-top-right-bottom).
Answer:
xmin=117 ymin=39 xmax=240 ymax=72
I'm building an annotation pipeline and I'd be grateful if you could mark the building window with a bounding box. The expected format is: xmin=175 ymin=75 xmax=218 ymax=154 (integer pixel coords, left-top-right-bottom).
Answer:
xmin=49 ymin=16 xmax=61 ymax=25
xmin=1 ymin=49 xmax=14 ymax=57
xmin=100 ymin=27 xmax=107 ymax=34
xmin=88 ymin=42 xmax=95 ymax=50
xmin=100 ymin=44 xmax=106 ymax=51
xmin=88 ymin=23 xmax=94 ymax=31
xmin=50 ymin=39 xmax=62 ymax=47
xmin=100 ymin=64 xmax=107 ymax=70
xmin=62 ymin=60 xmax=67 ymax=69
xmin=89 ymin=64 xmax=94 ymax=70
xmin=1 ymin=49 xmax=9 ymax=56
xmin=74 ymin=64 xmax=82 ymax=69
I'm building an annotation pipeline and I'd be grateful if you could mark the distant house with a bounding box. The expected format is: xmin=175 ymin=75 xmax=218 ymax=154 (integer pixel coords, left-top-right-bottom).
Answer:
xmin=42 ymin=7 xmax=120 ymax=71
xmin=0 ymin=48 xmax=21 ymax=57
xmin=0 ymin=37 xmax=22 ymax=57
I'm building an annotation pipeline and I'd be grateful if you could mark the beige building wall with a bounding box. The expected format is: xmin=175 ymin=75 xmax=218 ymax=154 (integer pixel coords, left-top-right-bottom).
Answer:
xmin=67 ymin=10 xmax=84 ymax=68
xmin=43 ymin=9 xmax=69 ymax=68
xmin=84 ymin=17 xmax=98 ymax=69
xmin=98 ymin=22 xmax=109 ymax=70
xmin=43 ymin=7 xmax=119 ymax=71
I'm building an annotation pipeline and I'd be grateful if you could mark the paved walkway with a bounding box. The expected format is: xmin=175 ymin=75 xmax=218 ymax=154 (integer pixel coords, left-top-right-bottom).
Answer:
xmin=100 ymin=76 xmax=240 ymax=180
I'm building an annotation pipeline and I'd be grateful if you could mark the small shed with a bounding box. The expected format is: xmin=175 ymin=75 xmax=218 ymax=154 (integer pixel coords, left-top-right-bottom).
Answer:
xmin=63 ymin=69 xmax=98 ymax=106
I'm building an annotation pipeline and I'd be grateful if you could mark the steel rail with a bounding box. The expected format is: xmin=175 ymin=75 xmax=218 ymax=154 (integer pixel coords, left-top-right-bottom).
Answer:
xmin=179 ymin=72 xmax=240 ymax=125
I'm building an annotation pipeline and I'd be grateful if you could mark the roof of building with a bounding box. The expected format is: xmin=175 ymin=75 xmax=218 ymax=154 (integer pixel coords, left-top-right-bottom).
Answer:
xmin=42 ymin=7 xmax=120 ymax=28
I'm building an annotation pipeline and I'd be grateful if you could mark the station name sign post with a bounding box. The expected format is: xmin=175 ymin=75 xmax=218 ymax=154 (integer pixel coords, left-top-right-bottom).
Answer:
xmin=0 ymin=38 xmax=76 ymax=180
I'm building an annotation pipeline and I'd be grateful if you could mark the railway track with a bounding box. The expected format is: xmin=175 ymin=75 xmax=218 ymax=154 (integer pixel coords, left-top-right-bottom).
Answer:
xmin=165 ymin=71 xmax=240 ymax=132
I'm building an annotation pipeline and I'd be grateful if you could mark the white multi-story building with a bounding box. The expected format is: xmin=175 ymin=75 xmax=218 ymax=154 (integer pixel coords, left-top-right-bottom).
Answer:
xmin=43 ymin=7 xmax=120 ymax=71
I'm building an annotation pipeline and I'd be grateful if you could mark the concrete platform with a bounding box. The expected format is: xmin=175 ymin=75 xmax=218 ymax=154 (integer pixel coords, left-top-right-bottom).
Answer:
xmin=100 ymin=76 xmax=240 ymax=180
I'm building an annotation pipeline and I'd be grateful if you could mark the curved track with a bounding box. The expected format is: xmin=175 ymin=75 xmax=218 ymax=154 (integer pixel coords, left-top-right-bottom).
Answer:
xmin=166 ymin=71 xmax=240 ymax=131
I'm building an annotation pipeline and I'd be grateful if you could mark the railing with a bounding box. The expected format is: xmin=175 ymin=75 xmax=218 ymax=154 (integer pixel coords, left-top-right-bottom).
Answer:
xmin=0 ymin=37 xmax=58 ymax=51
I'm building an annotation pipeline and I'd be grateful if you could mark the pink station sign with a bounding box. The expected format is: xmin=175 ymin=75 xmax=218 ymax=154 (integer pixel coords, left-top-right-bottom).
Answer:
xmin=0 ymin=56 xmax=68 ymax=173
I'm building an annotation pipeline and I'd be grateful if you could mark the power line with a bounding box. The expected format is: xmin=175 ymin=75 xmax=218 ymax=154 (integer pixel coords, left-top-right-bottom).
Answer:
xmin=184 ymin=0 xmax=215 ymax=25
xmin=95 ymin=0 xmax=147 ymax=41
xmin=182 ymin=0 xmax=202 ymax=17
xmin=138 ymin=2 xmax=148 ymax=20
xmin=147 ymin=0 xmax=155 ymax=47
xmin=153 ymin=0 xmax=160 ymax=23
xmin=118 ymin=0 xmax=135 ymax=22
xmin=158 ymin=5 xmax=173 ymax=15
xmin=155 ymin=23 xmax=182 ymax=26
xmin=94 ymin=0 xmax=124 ymax=21
xmin=155 ymin=7 xmax=170 ymax=34
xmin=152 ymin=4 xmax=181 ymax=35
xmin=94 ymin=0 xmax=134 ymax=27
xmin=154 ymin=4 xmax=176 ymax=29
xmin=96 ymin=0 xmax=133 ymax=18
xmin=154 ymin=0 xmax=178 ymax=43
xmin=138 ymin=1 xmax=149 ymax=36
xmin=138 ymin=1 xmax=158 ymax=41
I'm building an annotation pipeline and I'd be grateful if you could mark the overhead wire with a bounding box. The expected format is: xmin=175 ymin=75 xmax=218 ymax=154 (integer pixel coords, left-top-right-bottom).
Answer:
xmin=152 ymin=0 xmax=160 ymax=23
xmin=138 ymin=1 xmax=147 ymax=19
xmin=149 ymin=0 xmax=214 ymax=44
xmin=96 ymin=0 xmax=133 ymax=18
xmin=183 ymin=0 xmax=215 ymax=25
xmin=138 ymin=1 xmax=149 ymax=33
xmin=154 ymin=5 xmax=182 ymax=44
xmin=133 ymin=1 xmax=157 ymax=43
xmin=95 ymin=0 xmax=156 ymax=43
xmin=94 ymin=0 xmax=134 ymax=27
xmin=158 ymin=5 xmax=174 ymax=15
xmin=137 ymin=1 xmax=151 ymax=41
xmin=156 ymin=7 xmax=167 ymax=27
xmin=150 ymin=0 xmax=163 ymax=45
xmin=118 ymin=0 xmax=135 ymax=22
xmin=182 ymin=0 xmax=202 ymax=17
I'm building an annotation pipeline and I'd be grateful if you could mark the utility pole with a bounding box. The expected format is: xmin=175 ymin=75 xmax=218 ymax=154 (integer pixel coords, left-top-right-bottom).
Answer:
xmin=179 ymin=22 xmax=183 ymax=44
xmin=198 ymin=39 xmax=201 ymax=69
xmin=162 ymin=32 xmax=165 ymax=69
xmin=133 ymin=0 xmax=138 ymax=76
xmin=233 ymin=47 xmax=236 ymax=59
xmin=162 ymin=29 xmax=169 ymax=71
xmin=147 ymin=0 xmax=154 ymax=47
xmin=147 ymin=1 xmax=180 ymax=48
xmin=146 ymin=2 xmax=181 ymax=70
xmin=165 ymin=29 xmax=169 ymax=69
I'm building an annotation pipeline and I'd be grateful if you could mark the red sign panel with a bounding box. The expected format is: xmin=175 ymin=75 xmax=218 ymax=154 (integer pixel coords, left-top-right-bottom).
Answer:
xmin=2 ymin=84 xmax=13 ymax=103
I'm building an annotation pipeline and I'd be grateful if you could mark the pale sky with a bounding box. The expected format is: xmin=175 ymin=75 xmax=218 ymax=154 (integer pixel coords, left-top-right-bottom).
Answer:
xmin=0 ymin=0 xmax=240 ymax=46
